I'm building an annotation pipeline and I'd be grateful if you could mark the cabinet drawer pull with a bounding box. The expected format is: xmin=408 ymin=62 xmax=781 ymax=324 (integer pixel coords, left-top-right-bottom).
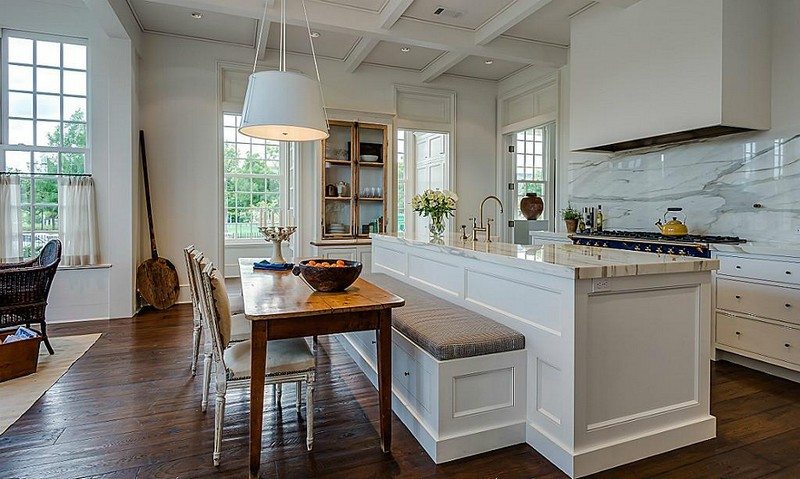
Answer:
xmin=735 ymin=331 xmax=741 ymax=336
xmin=785 ymin=343 xmax=792 ymax=348
xmin=787 ymin=271 xmax=792 ymax=275
xmin=786 ymin=304 xmax=793 ymax=308
xmin=735 ymin=265 xmax=742 ymax=269
xmin=735 ymin=295 xmax=741 ymax=299
xmin=371 ymin=340 xmax=376 ymax=344
xmin=403 ymin=371 xmax=410 ymax=376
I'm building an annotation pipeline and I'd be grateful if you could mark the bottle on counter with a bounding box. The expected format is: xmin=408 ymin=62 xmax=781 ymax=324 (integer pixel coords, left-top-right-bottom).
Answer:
xmin=596 ymin=205 xmax=604 ymax=232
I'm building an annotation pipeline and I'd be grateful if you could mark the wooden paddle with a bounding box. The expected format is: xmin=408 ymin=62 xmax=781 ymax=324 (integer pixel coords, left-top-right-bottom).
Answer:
xmin=136 ymin=130 xmax=179 ymax=310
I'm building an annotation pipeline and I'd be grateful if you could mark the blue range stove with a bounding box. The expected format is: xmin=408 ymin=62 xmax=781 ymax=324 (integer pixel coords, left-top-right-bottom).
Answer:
xmin=570 ymin=230 xmax=746 ymax=258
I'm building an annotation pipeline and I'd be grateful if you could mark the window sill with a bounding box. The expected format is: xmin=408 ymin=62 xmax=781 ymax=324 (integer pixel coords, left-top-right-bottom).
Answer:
xmin=58 ymin=263 xmax=112 ymax=271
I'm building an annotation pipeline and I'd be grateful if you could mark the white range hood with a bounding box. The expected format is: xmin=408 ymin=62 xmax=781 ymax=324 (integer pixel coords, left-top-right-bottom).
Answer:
xmin=569 ymin=0 xmax=771 ymax=153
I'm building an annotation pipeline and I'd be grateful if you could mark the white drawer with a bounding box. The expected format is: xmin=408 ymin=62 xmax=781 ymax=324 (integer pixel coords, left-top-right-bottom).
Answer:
xmin=717 ymin=254 xmax=800 ymax=285
xmin=717 ymin=278 xmax=800 ymax=326
xmin=716 ymin=313 xmax=800 ymax=367
xmin=390 ymin=342 xmax=431 ymax=411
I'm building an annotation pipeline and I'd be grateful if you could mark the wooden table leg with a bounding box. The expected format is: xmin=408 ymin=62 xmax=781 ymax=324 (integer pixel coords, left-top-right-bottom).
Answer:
xmin=250 ymin=321 xmax=268 ymax=478
xmin=376 ymin=309 xmax=392 ymax=453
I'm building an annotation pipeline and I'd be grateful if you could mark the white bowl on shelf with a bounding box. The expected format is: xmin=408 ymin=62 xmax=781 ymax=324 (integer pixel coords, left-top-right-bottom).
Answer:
xmin=360 ymin=154 xmax=379 ymax=162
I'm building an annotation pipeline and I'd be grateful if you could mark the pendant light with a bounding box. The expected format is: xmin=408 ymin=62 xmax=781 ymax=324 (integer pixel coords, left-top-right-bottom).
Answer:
xmin=239 ymin=0 xmax=329 ymax=141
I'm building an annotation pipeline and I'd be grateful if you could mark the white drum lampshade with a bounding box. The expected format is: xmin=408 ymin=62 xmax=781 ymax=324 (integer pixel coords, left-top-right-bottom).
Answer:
xmin=239 ymin=70 xmax=329 ymax=142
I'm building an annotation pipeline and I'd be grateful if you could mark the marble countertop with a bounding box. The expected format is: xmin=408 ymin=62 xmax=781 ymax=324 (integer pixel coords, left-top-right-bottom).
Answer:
xmin=372 ymin=232 xmax=719 ymax=280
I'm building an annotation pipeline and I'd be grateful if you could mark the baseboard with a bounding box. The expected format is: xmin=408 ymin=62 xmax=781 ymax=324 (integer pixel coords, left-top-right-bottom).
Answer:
xmin=527 ymin=416 xmax=716 ymax=478
xmin=336 ymin=333 xmax=526 ymax=463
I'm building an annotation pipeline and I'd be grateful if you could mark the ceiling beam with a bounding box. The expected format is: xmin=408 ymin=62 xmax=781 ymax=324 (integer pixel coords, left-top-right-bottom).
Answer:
xmin=379 ymin=0 xmax=413 ymax=29
xmin=143 ymin=0 xmax=567 ymax=67
xmin=474 ymin=0 xmax=553 ymax=46
xmin=344 ymin=37 xmax=379 ymax=73
xmin=420 ymin=52 xmax=468 ymax=83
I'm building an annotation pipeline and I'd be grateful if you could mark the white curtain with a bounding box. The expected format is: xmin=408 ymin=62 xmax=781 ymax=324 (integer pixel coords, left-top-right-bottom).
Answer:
xmin=58 ymin=176 xmax=100 ymax=266
xmin=0 ymin=174 xmax=22 ymax=261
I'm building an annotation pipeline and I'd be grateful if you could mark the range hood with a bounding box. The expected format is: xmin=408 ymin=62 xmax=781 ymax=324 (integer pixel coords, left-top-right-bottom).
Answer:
xmin=569 ymin=0 xmax=771 ymax=153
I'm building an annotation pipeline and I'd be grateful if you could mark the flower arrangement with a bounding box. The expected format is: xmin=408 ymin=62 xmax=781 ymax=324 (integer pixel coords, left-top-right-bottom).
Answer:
xmin=411 ymin=189 xmax=458 ymax=238
xmin=560 ymin=204 xmax=581 ymax=220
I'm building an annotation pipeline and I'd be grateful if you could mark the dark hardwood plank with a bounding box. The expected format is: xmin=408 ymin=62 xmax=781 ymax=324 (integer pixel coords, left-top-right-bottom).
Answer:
xmin=0 ymin=305 xmax=798 ymax=478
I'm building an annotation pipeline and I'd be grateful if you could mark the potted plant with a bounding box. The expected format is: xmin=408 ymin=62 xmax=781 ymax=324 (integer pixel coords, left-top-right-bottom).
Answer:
xmin=560 ymin=204 xmax=581 ymax=233
xmin=411 ymin=189 xmax=458 ymax=240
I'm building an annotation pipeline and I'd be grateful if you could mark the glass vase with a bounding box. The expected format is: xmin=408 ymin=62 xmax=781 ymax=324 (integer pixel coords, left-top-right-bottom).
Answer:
xmin=428 ymin=215 xmax=446 ymax=240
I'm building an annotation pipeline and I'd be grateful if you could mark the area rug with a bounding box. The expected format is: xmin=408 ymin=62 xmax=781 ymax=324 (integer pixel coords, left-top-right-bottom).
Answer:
xmin=0 ymin=333 xmax=101 ymax=435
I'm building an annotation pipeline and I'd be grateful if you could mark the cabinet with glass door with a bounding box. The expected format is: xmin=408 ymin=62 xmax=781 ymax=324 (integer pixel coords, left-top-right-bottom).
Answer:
xmin=320 ymin=120 xmax=388 ymax=241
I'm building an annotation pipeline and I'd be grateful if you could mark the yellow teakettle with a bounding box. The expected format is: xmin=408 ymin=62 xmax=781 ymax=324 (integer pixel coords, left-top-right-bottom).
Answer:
xmin=655 ymin=208 xmax=689 ymax=236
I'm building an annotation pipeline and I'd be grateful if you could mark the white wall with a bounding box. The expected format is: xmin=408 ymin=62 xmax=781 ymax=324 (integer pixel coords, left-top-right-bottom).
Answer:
xmin=2 ymin=0 xmax=138 ymax=321
xmin=138 ymin=33 xmax=497 ymax=297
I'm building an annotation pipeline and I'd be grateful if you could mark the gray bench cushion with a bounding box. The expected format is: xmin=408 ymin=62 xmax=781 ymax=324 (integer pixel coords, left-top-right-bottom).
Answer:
xmin=366 ymin=273 xmax=525 ymax=361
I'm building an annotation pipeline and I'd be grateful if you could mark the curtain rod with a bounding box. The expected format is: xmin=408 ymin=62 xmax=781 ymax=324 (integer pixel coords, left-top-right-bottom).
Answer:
xmin=1 ymin=172 xmax=91 ymax=177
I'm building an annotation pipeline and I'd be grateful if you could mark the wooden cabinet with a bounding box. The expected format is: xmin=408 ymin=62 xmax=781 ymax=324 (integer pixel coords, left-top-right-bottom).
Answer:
xmin=320 ymin=120 xmax=388 ymax=240
xmin=714 ymin=252 xmax=800 ymax=374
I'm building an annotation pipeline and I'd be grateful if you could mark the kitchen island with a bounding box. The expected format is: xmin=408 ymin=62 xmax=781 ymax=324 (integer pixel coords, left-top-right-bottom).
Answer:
xmin=362 ymin=231 xmax=719 ymax=478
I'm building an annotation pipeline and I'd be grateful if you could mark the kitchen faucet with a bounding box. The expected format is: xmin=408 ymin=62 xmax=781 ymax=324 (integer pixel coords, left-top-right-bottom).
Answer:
xmin=471 ymin=195 xmax=504 ymax=242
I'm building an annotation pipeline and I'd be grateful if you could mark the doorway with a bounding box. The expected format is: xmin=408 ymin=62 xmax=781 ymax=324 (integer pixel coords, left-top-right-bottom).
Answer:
xmin=396 ymin=129 xmax=451 ymax=234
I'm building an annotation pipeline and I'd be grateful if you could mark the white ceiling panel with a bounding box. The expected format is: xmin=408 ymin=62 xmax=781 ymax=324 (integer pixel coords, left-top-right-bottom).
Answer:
xmin=267 ymin=25 xmax=360 ymax=60
xmin=363 ymin=41 xmax=444 ymax=71
xmin=445 ymin=55 xmax=528 ymax=81
xmin=127 ymin=0 xmax=258 ymax=46
xmin=316 ymin=0 xmax=390 ymax=13
xmin=503 ymin=0 xmax=595 ymax=46
xmin=402 ymin=0 xmax=515 ymax=30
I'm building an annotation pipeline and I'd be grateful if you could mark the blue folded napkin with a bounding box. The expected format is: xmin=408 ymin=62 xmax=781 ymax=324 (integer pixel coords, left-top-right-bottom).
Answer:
xmin=253 ymin=260 xmax=293 ymax=271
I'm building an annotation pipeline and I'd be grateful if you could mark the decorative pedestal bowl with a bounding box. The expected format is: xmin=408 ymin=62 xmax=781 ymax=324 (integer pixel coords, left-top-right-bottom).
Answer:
xmin=258 ymin=226 xmax=297 ymax=264
xmin=292 ymin=259 xmax=363 ymax=292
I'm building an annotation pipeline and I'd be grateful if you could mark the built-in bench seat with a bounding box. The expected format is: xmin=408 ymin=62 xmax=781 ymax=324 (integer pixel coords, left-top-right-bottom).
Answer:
xmin=368 ymin=273 xmax=525 ymax=360
xmin=337 ymin=273 xmax=528 ymax=464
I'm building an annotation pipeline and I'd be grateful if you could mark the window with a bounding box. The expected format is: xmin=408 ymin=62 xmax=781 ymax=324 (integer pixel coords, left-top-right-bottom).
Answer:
xmin=396 ymin=130 xmax=406 ymax=233
xmin=512 ymin=124 xmax=553 ymax=221
xmin=1 ymin=31 xmax=89 ymax=258
xmin=223 ymin=113 xmax=287 ymax=241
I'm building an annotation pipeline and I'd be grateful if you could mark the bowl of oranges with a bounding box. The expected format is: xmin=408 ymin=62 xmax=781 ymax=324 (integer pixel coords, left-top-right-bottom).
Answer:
xmin=292 ymin=258 xmax=363 ymax=292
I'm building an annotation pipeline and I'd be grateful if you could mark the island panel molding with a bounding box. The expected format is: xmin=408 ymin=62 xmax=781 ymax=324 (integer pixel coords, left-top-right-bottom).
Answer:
xmin=365 ymin=232 xmax=718 ymax=478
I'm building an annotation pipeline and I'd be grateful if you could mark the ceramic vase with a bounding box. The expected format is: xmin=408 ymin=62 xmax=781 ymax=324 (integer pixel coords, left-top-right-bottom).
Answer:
xmin=520 ymin=193 xmax=544 ymax=220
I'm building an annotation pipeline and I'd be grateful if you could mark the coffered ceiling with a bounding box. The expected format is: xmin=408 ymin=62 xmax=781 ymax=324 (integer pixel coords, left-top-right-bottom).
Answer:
xmin=124 ymin=0 xmax=642 ymax=82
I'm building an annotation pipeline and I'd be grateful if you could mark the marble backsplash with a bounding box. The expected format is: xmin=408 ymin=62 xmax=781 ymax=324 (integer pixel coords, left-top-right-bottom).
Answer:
xmin=568 ymin=127 xmax=800 ymax=244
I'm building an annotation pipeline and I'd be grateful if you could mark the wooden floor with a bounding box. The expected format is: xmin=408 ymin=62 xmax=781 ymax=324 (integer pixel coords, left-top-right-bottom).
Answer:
xmin=1 ymin=305 xmax=800 ymax=479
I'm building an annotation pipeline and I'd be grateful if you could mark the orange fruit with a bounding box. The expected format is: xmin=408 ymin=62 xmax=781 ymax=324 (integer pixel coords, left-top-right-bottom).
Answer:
xmin=336 ymin=260 xmax=345 ymax=266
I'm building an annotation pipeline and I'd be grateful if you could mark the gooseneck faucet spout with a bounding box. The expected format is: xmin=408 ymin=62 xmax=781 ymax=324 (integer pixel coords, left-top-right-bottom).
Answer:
xmin=475 ymin=195 xmax=504 ymax=242
xmin=479 ymin=195 xmax=504 ymax=229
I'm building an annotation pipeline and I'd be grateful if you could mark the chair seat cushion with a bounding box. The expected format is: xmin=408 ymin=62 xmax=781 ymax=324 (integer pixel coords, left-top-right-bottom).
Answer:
xmin=365 ymin=273 xmax=525 ymax=361
xmin=224 ymin=338 xmax=315 ymax=380
xmin=228 ymin=293 xmax=244 ymax=315
xmin=229 ymin=313 xmax=250 ymax=342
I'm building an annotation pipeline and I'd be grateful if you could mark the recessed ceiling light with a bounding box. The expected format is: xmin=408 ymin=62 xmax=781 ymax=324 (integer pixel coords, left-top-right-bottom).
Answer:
xmin=484 ymin=59 xmax=494 ymax=65
xmin=401 ymin=47 xmax=411 ymax=53
xmin=310 ymin=31 xmax=321 ymax=38
xmin=191 ymin=12 xmax=203 ymax=19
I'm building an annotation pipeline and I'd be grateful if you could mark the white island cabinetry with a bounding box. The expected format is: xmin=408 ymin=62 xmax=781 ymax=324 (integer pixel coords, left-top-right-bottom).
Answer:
xmin=370 ymin=232 xmax=719 ymax=478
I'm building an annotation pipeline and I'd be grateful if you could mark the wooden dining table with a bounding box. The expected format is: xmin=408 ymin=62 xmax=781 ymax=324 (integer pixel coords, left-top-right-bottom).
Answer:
xmin=238 ymin=258 xmax=405 ymax=478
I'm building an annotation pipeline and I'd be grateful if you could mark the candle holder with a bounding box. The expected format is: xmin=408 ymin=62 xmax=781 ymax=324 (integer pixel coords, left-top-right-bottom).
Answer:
xmin=258 ymin=226 xmax=297 ymax=264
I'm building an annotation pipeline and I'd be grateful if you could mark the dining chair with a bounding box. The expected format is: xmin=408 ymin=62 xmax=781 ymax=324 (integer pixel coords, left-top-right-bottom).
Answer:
xmin=198 ymin=260 xmax=316 ymax=465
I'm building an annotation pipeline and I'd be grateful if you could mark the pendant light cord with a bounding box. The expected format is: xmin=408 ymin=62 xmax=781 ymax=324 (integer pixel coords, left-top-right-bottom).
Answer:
xmin=253 ymin=0 xmax=269 ymax=74
xmin=301 ymin=0 xmax=330 ymax=131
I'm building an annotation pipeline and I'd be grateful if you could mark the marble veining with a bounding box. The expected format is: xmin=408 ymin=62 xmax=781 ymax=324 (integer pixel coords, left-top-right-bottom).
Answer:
xmin=569 ymin=127 xmax=800 ymax=245
xmin=373 ymin=232 xmax=718 ymax=280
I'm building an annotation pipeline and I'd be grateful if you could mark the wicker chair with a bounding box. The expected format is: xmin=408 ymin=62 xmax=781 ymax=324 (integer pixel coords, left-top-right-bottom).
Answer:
xmin=0 ymin=239 xmax=62 ymax=354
